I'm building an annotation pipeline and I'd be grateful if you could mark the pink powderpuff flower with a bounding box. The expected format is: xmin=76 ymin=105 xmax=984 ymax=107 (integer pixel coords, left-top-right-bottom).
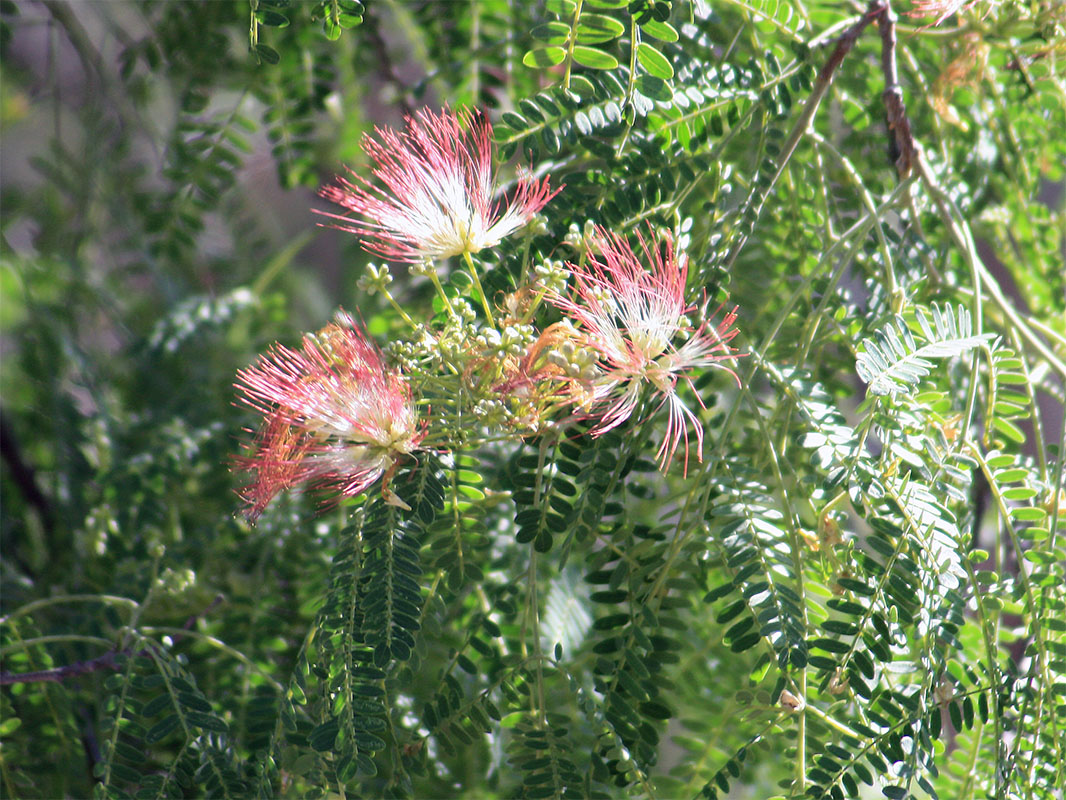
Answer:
xmin=317 ymin=106 xmax=560 ymax=262
xmin=906 ymin=0 xmax=982 ymax=25
xmin=235 ymin=314 xmax=424 ymax=520
xmin=547 ymin=227 xmax=742 ymax=474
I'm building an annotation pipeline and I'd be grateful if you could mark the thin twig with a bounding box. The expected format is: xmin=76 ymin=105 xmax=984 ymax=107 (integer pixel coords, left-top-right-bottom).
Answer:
xmin=876 ymin=1 xmax=917 ymax=176
xmin=913 ymin=153 xmax=1066 ymax=380
xmin=40 ymin=0 xmax=142 ymax=136
xmin=0 ymin=650 xmax=133 ymax=686
xmin=723 ymin=3 xmax=886 ymax=271
xmin=0 ymin=595 xmax=224 ymax=686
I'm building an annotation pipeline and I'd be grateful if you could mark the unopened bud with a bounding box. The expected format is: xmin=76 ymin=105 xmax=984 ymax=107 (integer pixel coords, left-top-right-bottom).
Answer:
xmin=409 ymin=259 xmax=436 ymax=277
xmin=357 ymin=262 xmax=393 ymax=295
xmin=564 ymin=222 xmax=583 ymax=247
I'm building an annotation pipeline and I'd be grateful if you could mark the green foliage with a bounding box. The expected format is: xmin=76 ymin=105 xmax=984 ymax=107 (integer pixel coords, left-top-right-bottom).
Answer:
xmin=856 ymin=304 xmax=994 ymax=397
xmin=2 ymin=1 xmax=1064 ymax=799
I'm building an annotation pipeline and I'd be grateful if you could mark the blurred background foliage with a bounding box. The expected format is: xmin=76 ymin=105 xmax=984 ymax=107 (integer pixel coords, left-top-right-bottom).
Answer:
xmin=1 ymin=1 xmax=1064 ymax=798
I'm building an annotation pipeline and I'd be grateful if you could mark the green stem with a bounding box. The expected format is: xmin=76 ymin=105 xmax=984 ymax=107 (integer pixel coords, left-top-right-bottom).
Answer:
xmin=380 ymin=285 xmax=418 ymax=330
xmin=0 ymin=634 xmax=115 ymax=657
xmin=249 ymin=0 xmax=259 ymax=51
xmin=251 ymin=230 xmax=314 ymax=297
xmin=810 ymin=132 xmax=898 ymax=308
xmin=803 ymin=701 xmax=863 ymax=740
xmin=966 ymin=442 xmax=1063 ymax=767
xmin=914 ymin=153 xmax=1066 ymax=380
xmin=615 ymin=16 xmax=640 ymax=157
xmin=463 ymin=249 xmax=497 ymax=329
xmin=121 ymin=553 xmax=162 ymax=651
xmin=560 ymin=0 xmax=585 ymax=91
xmin=528 ymin=550 xmax=546 ymax=725
xmin=426 ymin=268 xmax=458 ymax=320
xmin=0 ymin=594 xmax=139 ymax=625
xmin=138 ymin=626 xmax=284 ymax=691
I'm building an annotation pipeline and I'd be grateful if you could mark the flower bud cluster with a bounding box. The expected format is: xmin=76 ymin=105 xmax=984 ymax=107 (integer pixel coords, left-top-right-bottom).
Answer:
xmin=475 ymin=324 xmax=536 ymax=359
xmin=472 ymin=398 xmax=509 ymax=427
xmin=357 ymin=262 xmax=392 ymax=295
xmin=563 ymin=220 xmax=598 ymax=248
xmin=385 ymin=325 xmax=439 ymax=371
xmin=409 ymin=259 xmax=437 ymax=278
xmin=546 ymin=337 xmax=599 ymax=380
xmin=534 ymin=259 xmax=570 ymax=295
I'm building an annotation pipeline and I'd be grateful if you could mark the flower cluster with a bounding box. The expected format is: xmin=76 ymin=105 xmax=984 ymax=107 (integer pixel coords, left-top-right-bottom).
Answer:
xmin=235 ymin=106 xmax=743 ymax=520
xmin=235 ymin=315 xmax=424 ymax=520
xmin=546 ymin=228 xmax=741 ymax=473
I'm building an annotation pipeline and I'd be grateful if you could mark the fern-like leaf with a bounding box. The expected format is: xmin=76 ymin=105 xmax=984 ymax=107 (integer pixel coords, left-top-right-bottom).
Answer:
xmin=856 ymin=304 xmax=993 ymax=396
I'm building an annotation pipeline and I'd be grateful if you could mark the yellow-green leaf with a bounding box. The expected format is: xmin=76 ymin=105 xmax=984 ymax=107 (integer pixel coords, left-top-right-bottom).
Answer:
xmin=532 ymin=21 xmax=571 ymax=44
xmin=576 ymin=13 xmax=625 ymax=44
xmin=641 ymin=19 xmax=679 ymax=42
xmin=991 ymin=415 xmax=1026 ymax=444
xmin=993 ymin=468 xmax=1029 ymax=483
xmin=545 ymin=0 xmax=577 ymax=15
xmin=1013 ymin=507 xmax=1047 ymax=522
xmin=572 ymin=45 xmax=619 ymax=70
xmin=569 ymin=75 xmax=597 ymax=98
xmin=635 ymin=74 xmax=672 ymax=102
xmin=255 ymin=9 xmax=289 ymax=27
xmin=253 ymin=44 xmax=280 ymax=65
xmin=523 ymin=47 xmax=567 ymax=68
xmin=637 ymin=42 xmax=673 ymax=79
